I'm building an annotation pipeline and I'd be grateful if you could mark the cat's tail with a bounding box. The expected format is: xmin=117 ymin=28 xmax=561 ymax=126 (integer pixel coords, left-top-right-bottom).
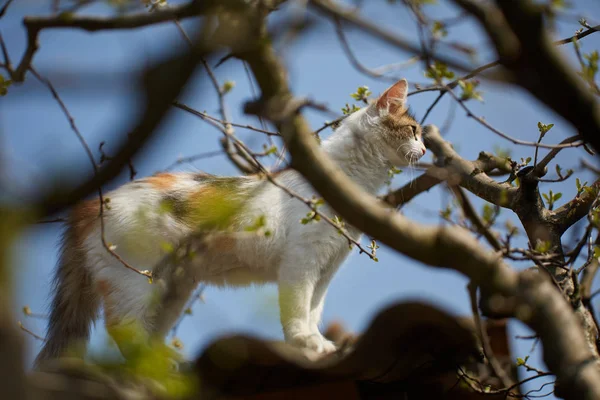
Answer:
xmin=35 ymin=224 xmax=100 ymax=367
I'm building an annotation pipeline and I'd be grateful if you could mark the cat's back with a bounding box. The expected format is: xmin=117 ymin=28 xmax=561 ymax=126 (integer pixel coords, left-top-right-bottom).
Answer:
xmin=79 ymin=171 xmax=265 ymax=267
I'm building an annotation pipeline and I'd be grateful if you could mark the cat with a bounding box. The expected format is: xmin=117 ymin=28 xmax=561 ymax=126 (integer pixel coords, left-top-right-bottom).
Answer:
xmin=35 ymin=78 xmax=426 ymax=364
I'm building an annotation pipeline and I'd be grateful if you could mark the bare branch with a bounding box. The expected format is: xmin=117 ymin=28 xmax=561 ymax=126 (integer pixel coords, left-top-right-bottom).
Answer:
xmin=308 ymin=0 xmax=484 ymax=76
xmin=241 ymin=23 xmax=600 ymax=397
xmin=333 ymin=18 xmax=399 ymax=82
xmin=444 ymin=82 xmax=585 ymax=150
xmin=423 ymin=127 xmax=518 ymax=208
xmin=453 ymin=186 xmax=502 ymax=251
xmin=4 ymin=0 xmax=245 ymax=82
xmin=554 ymin=24 xmax=600 ymax=46
xmin=551 ymin=179 xmax=600 ymax=233
xmin=172 ymin=102 xmax=280 ymax=136
xmin=0 ymin=0 xmax=14 ymax=19
xmin=454 ymin=0 xmax=600 ymax=154
xmin=36 ymin=32 xmax=212 ymax=218
xmin=384 ymin=150 xmax=511 ymax=208
xmin=534 ymin=135 xmax=582 ymax=176
xmin=467 ymin=282 xmax=512 ymax=387
xmin=18 ymin=321 xmax=46 ymax=342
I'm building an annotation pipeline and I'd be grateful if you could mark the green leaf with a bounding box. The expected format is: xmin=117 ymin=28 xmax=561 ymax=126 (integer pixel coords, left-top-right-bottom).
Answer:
xmin=425 ymin=61 xmax=455 ymax=81
xmin=0 ymin=74 xmax=12 ymax=97
xmin=313 ymin=197 xmax=325 ymax=207
xmin=186 ymin=177 xmax=250 ymax=230
xmin=300 ymin=211 xmax=317 ymax=225
xmin=388 ymin=166 xmax=403 ymax=177
xmin=553 ymin=192 xmax=562 ymax=201
xmin=457 ymin=79 xmax=483 ymax=102
xmin=350 ymin=85 xmax=372 ymax=102
xmin=584 ymin=186 xmax=598 ymax=196
xmin=431 ymin=21 xmax=447 ymax=38
xmin=542 ymin=193 xmax=550 ymax=202
xmin=440 ymin=206 xmax=452 ymax=220
xmin=341 ymin=103 xmax=361 ymax=115
xmin=160 ymin=242 xmax=174 ymax=253
xmin=535 ymin=240 xmax=551 ymax=253
xmin=516 ymin=356 xmax=529 ymax=366
xmin=550 ymin=0 xmax=572 ymax=10
xmin=493 ymin=146 xmax=511 ymax=159
xmin=482 ymin=204 xmax=494 ymax=224
xmin=581 ymin=50 xmax=599 ymax=82
xmin=245 ymin=215 xmax=267 ymax=232
xmin=221 ymin=80 xmax=235 ymax=94
xmin=537 ymin=121 xmax=554 ymax=136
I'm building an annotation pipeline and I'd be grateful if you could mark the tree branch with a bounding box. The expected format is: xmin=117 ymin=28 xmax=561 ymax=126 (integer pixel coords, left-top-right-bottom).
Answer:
xmin=551 ymin=179 xmax=600 ymax=233
xmin=453 ymin=0 xmax=600 ymax=154
xmin=4 ymin=0 xmax=244 ymax=82
xmin=385 ymin=148 xmax=513 ymax=208
xmin=423 ymin=128 xmax=518 ymax=208
xmin=240 ymin=17 xmax=600 ymax=398
xmin=308 ymin=0 xmax=485 ymax=76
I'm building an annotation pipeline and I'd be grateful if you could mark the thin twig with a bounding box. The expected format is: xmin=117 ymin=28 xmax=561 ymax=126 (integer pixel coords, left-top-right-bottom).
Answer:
xmin=172 ymin=102 xmax=280 ymax=136
xmin=334 ymin=18 xmax=398 ymax=82
xmin=163 ymin=150 xmax=225 ymax=171
xmin=314 ymin=115 xmax=348 ymax=136
xmin=467 ymin=282 xmax=513 ymax=388
xmin=18 ymin=321 xmax=46 ymax=342
xmin=309 ymin=0 xmax=487 ymax=75
xmin=443 ymin=84 xmax=585 ymax=150
xmin=554 ymin=24 xmax=600 ymax=45
xmin=582 ymin=159 xmax=600 ymax=175
xmin=29 ymin=66 xmax=151 ymax=280
xmin=36 ymin=218 xmax=66 ymax=224
xmin=174 ymin=99 xmax=377 ymax=259
xmin=420 ymin=91 xmax=445 ymax=125
xmin=534 ymin=135 xmax=582 ymax=176
xmin=452 ymin=186 xmax=502 ymax=251
xmin=0 ymin=0 xmax=14 ymax=19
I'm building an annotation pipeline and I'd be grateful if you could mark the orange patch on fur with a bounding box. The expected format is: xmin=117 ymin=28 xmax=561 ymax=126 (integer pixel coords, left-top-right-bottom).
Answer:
xmin=97 ymin=280 xmax=119 ymax=327
xmin=70 ymin=198 xmax=101 ymax=244
xmin=143 ymin=172 xmax=177 ymax=190
xmin=210 ymin=235 xmax=237 ymax=252
xmin=189 ymin=185 xmax=216 ymax=200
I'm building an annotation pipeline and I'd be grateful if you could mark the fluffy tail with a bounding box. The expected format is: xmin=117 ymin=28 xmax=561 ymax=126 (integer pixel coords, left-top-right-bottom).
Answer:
xmin=35 ymin=226 xmax=100 ymax=366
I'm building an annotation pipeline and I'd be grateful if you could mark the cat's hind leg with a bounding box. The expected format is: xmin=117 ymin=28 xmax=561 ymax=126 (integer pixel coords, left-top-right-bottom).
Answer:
xmin=95 ymin=264 xmax=159 ymax=357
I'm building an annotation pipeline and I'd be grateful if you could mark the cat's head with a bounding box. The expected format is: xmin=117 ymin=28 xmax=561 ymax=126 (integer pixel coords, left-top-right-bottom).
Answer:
xmin=361 ymin=79 xmax=426 ymax=166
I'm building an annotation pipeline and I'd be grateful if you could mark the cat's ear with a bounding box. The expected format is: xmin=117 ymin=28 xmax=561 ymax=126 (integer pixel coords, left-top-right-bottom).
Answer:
xmin=376 ymin=79 xmax=408 ymax=115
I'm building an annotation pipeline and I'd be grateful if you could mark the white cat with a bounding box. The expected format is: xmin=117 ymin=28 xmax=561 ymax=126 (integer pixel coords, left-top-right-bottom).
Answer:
xmin=35 ymin=78 xmax=426 ymax=364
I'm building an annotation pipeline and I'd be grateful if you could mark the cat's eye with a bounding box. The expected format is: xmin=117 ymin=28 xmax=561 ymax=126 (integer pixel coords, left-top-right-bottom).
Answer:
xmin=409 ymin=125 xmax=418 ymax=140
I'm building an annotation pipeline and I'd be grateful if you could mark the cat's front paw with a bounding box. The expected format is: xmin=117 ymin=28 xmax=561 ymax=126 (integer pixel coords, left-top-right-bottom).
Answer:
xmin=290 ymin=332 xmax=337 ymax=354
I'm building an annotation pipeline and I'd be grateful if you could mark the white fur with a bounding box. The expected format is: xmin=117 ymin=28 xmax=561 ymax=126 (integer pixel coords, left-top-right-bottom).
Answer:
xmin=81 ymin=101 xmax=426 ymax=354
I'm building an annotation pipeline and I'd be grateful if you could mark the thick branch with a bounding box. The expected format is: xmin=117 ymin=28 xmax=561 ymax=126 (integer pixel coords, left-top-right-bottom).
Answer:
xmin=6 ymin=0 xmax=243 ymax=82
xmin=454 ymin=0 xmax=600 ymax=154
xmin=423 ymin=128 xmax=518 ymax=209
xmin=552 ymin=179 xmax=600 ymax=233
xmin=241 ymin=23 xmax=600 ymax=398
xmin=385 ymin=147 xmax=513 ymax=208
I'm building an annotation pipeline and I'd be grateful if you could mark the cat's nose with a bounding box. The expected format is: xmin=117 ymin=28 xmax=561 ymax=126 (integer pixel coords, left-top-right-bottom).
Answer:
xmin=421 ymin=147 xmax=426 ymax=156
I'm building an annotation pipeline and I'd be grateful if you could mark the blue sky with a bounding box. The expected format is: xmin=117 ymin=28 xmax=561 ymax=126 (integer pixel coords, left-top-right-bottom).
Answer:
xmin=2 ymin=0 xmax=600 ymax=397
